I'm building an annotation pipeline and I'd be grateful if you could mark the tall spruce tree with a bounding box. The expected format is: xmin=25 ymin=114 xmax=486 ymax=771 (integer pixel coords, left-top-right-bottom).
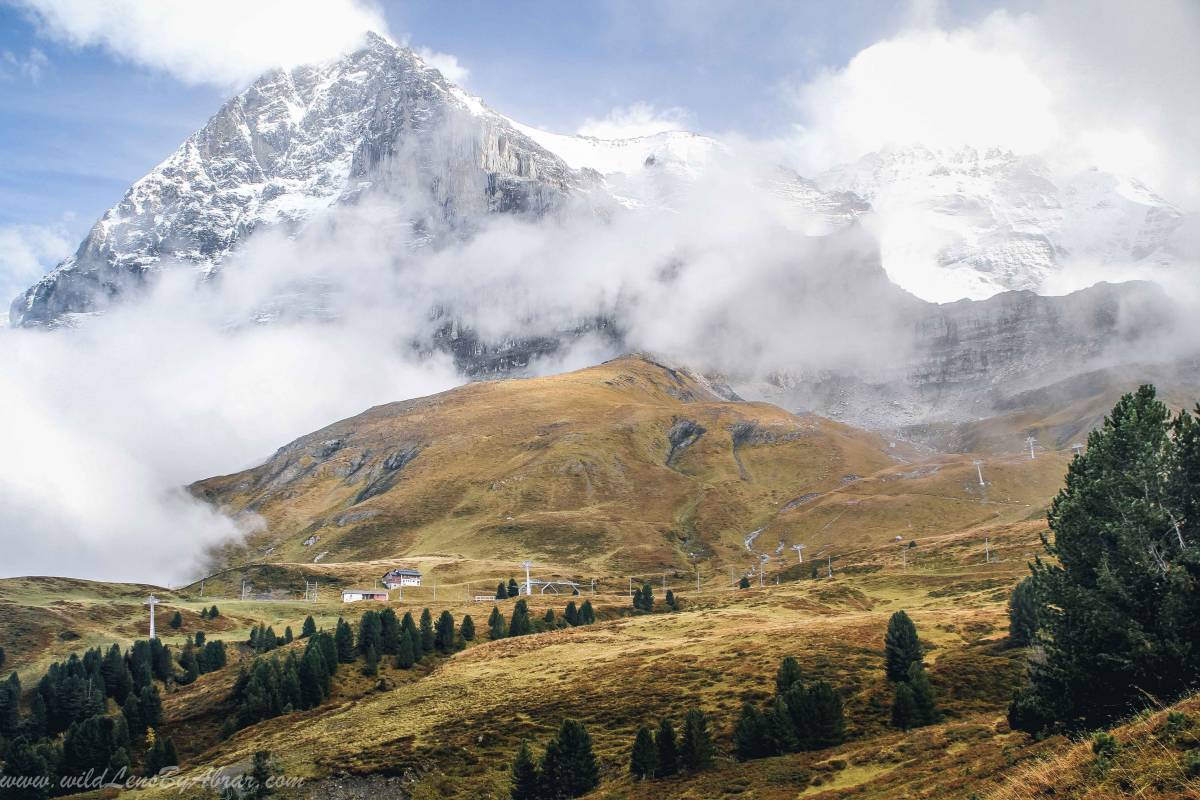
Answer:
xmin=1012 ymin=388 xmax=1200 ymax=734
xmin=579 ymin=600 xmax=596 ymax=625
xmin=776 ymin=656 xmax=803 ymax=695
xmin=733 ymin=701 xmax=770 ymax=760
xmin=460 ymin=615 xmax=476 ymax=641
xmin=496 ymin=581 xmax=508 ymax=601
xmin=395 ymin=628 xmax=416 ymax=669
xmin=509 ymin=600 xmax=532 ymax=637
xmin=400 ymin=612 xmax=421 ymax=657
xmin=655 ymin=717 xmax=679 ymax=777
xmin=419 ymin=608 xmax=436 ymax=653
xmin=1008 ymin=577 xmax=1039 ymax=647
xmin=680 ymin=708 xmax=714 ymax=771
xmin=640 ymin=582 xmax=654 ymax=611
xmin=334 ymin=619 xmax=356 ymax=663
xmin=300 ymin=616 xmax=317 ymax=639
xmin=891 ymin=682 xmax=917 ymax=730
xmin=540 ymin=719 xmax=599 ymax=798
xmin=362 ymin=645 xmax=378 ymax=677
xmin=510 ymin=741 xmax=540 ymax=800
xmin=630 ymin=725 xmax=657 ymax=779
xmin=357 ymin=611 xmax=381 ymax=655
xmin=507 ymin=578 xmax=520 ymax=598
xmin=907 ymin=663 xmax=939 ymax=727
xmin=564 ymin=601 xmax=579 ymax=626
xmin=884 ymin=611 xmax=922 ymax=682
xmin=488 ymin=606 xmax=508 ymax=639
xmin=380 ymin=608 xmax=400 ymax=655
xmin=435 ymin=611 xmax=456 ymax=653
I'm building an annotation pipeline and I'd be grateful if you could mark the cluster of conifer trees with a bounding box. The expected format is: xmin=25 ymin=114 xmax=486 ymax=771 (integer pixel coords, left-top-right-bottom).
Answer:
xmin=734 ymin=656 xmax=845 ymax=760
xmin=631 ymin=583 xmax=679 ymax=612
xmin=0 ymin=632 xmax=207 ymax=795
xmin=486 ymin=599 xmax=595 ymax=640
xmin=510 ymin=719 xmax=599 ymax=800
xmin=1006 ymin=387 xmax=1200 ymax=736
xmin=884 ymin=611 xmax=938 ymax=730
xmin=630 ymin=709 xmax=714 ymax=779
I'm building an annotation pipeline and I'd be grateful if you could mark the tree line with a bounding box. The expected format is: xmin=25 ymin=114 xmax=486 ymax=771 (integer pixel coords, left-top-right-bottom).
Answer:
xmin=487 ymin=599 xmax=595 ymax=640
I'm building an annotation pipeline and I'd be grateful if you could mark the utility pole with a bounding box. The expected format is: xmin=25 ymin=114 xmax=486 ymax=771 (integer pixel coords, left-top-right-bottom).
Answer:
xmin=901 ymin=545 xmax=907 ymax=570
xmin=1026 ymin=435 xmax=1037 ymax=460
xmin=591 ymin=578 xmax=595 ymax=595
xmin=522 ymin=560 xmax=533 ymax=596
xmin=145 ymin=594 xmax=159 ymax=640
xmin=199 ymin=580 xmax=205 ymax=598
xmin=792 ymin=543 xmax=805 ymax=564
xmin=973 ymin=459 xmax=985 ymax=486
xmin=826 ymin=554 xmax=833 ymax=578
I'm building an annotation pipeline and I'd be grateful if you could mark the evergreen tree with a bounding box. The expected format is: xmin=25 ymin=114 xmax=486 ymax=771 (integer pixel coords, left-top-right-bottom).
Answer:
xmin=806 ymin=681 xmax=845 ymax=748
xmin=395 ymin=628 xmax=416 ymax=669
xmin=640 ymin=582 xmax=654 ymax=611
xmin=169 ymin=611 xmax=183 ymax=630
xmin=907 ymin=663 xmax=939 ymax=726
xmin=733 ymin=701 xmax=770 ymax=760
xmin=194 ymin=631 xmax=206 ymax=648
xmin=316 ymin=632 xmax=337 ymax=677
xmin=460 ymin=615 xmax=475 ymax=641
xmin=202 ymin=640 xmax=227 ymax=672
xmin=739 ymin=575 xmax=751 ymax=589
xmin=284 ymin=627 xmax=293 ymax=644
xmin=434 ymin=611 xmax=456 ymax=653
xmin=1012 ymin=388 xmax=1200 ymax=733
xmin=496 ymin=582 xmax=508 ymax=601
xmin=509 ymin=741 xmax=540 ymax=800
xmin=209 ymin=605 xmax=220 ymax=618
xmin=509 ymin=600 xmax=532 ymax=637
xmin=488 ymin=606 xmax=508 ymax=639
xmin=301 ymin=615 xmax=317 ymax=638
xmin=1 ymin=671 xmax=22 ymax=738
xmin=299 ymin=646 xmax=328 ymax=707
xmin=380 ymin=608 xmax=400 ymax=655
xmin=249 ymin=750 xmax=276 ymax=799
xmin=0 ymin=645 xmax=5 ymax=670
xmin=579 ymin=600 xmax=595 ymax=625
xmin=357 ymin=610 xmax=382 ymax=656
xmin=419 ymin=608 xmax=436 ymax=653
xmin=632 ymin=586 xmax=643 ymax=611
xmin=140 ymin=684 xmax=163 ymax=728
xmin=150 ymin=639 xmax=174 ymax=683
xmin=655 ymin=717 xmax=679 ymax=777
xmin=362 ymin=645 xmax=378 ymax=677
xmin=400 ymin=612 xmax=422 ymax=657
xmin=764 ymin=696 xmax=799 ymax=754
xmin=884 ymin=610 xmax=922 ymax=682
xmin=507 ymin=578 xmax=520 ymax=598
xmin=679 ymin=708 xmax=714 ymax=771
xmin=630 ymin=725 xmax=657 ymax=780
xmin=891 ymin=682 xmax=917 ymax=730
xmin=335 ymin=619 xmax=356 ymax=663
xmin=26 ymin=692 xmax=48 ymax=740
xmin=539 ymin=719 xmax=599 ymax=798
xmin=665 ymin=589 xmax=678 ymax=610
xmin=1008 ymin=577 xmax=1039 ymax=647
xmin=564 ymin=601 xmax=579 ymax=626
xmin=280 ymin=656 xmax=302 ymax=710
xmin=3 ymin=737 xmax=52 ymax=800
xmin=200 ymin=607 xmax=209 ymax=620
xmin=542 ymin=609 xmax=556 ymax=628
xmin=102 ymin=643 xmax=133 ymax=703
xmin=775 ymin=656 xmax=803 ymax=695
xmin=178 ymin=646 xmax=200 ymax=685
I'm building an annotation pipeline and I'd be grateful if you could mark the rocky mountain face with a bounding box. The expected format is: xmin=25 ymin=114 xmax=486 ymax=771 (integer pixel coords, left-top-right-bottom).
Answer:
xmin=818 ymin=145 xmax=1191 ymax=302
xmin=10 ymin=33 xmax=588 ymax=326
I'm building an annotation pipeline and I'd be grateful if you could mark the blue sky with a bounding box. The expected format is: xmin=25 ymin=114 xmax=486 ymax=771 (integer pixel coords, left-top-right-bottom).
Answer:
xmin=0 ymin=1 xmax=1017 ymax=239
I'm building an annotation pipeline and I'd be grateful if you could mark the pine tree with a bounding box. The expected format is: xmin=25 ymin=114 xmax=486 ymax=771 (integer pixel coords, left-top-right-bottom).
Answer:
xmin=630 ymin=725 xmax=657 ymax=780
xmin=280 ymin=656 xmax=302 ymax=710
xmin=362 ymin=645 xmax=378 ymax=677
xmin=564 ymin=601 xmax=579 ymax=626
xmin=907 ymin=663 xmax=938 ymax=727
xmin=335 ymin=618 xmax=356 ymax=663
xmin=194 ymin=630 xmax=206 ymax=648
xmin=122 ymin=686 xmax=146 ymax=736
xmin=496 ymin=581 xmax=508 ymax=601
xmin=178 ymin=646 xmax=199 ymax=685
xmin=579 ymin=600 xmax=595 ymax=625
xmin=884 ymin=610 xmax=922 ymax=682
xmin=395 ymin=628 xmax=416 ymax=669
xmin=764 ymin=696 xmax=799 ymax=754
xmin=632 ymin=586 xmax=643 ymax=611
xmin=435 ymin=611 xmax=456 ymax=653
xmin=284 ymin=627 xmax=294 ymax=644
xmin=679 ymin=708 xmax=714 ymax=771
xmin=140 ymin=684 xmax=163 ymax=728
xmin=316 ymin=632 xmax=337 ymax=677
xmin=507 ymin=578 xmax=520 ymax=598
xmin=419 ymin=608 xmax=436 ymax=653
xmin=301 ymin=616 xmax=317 ymax=638
xmin=249 ymin=750 xmax=275 ymax=799
xmin=640 ymin=582 xmax=654 ymax=611
xmin=540 ymin=719 xmax=599 ymax=798
xmin=509 ymin=600 xmax=532 ymax=637
xmin=169 ymin=611 xmax=183 ymax=630
xmin=1012 ymin=388 xmax=1200 ymax=733
xmin=891 ymin=682 xmax=917 ymax=730
xmin=655 ymin=717 xmax=679 ymax=777
xmin=665 ymin=589 xmax=678 ymax=610
xmin=734 ymin=701 xmax=769 ymax=760
xmin=200 ymin=607 xmax=209 ymax=620
xmin=739 ymin=575 xmax=751 ymax=589
xmin=807 ymin=681 xmax=845 ymax=748
xmin=357 ymin=610 xmax=381 ymax=655
xmin=1008 ymin=577 xmax=1038 ymax=647
xmin=209 ymin=605 xmax=220 ymax=618
xmin=775 ymin=656 xmax=803 ymax=695
xmin=299 ymin=645 xmax=328 ymax=707
xmin=460 ymin=615 xmax=475 ymax=641
xmin=401 ymin=612 xmax=422 ymax=657
xmin=488 ymin=606 xmax=508 ymax=639
xmin=510 ymin=741 xmax=540 ymax=800
xmin=380 ymin=608 xmax=400 ymax=655
xmin=542 ymin=608 xmax=556 ymax=628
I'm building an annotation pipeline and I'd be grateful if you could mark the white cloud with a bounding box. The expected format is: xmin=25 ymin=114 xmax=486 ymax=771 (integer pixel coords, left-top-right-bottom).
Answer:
xmin=1 ymin=47 xmax=49 ymax=82
xmin=786 ymin=0 xmax=1200 ymax=210
xmin=416 ymin=47 xmax=469 ymax=84
xmin=0 ymin=222 xmax=72 ymax=313
xmin=577 ymin=102 xmax=694 ymax=139
xmin=15 ymin=0 xmax=390 ymax=87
